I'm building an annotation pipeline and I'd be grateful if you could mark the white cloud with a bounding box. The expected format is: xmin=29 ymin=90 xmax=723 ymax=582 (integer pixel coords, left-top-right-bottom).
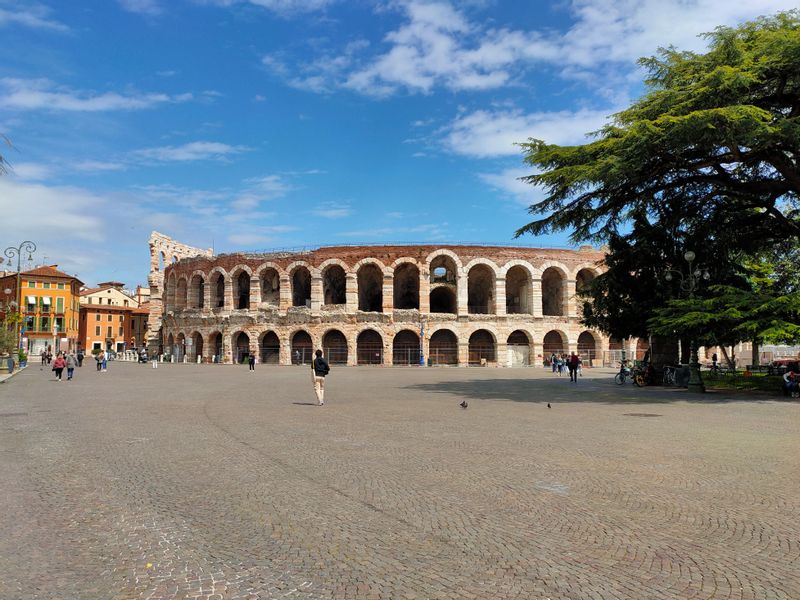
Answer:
xmin=117 ymin=0 xmax=162 ymax=16
xmin=442 ymin=107 xmax=615 ymax=158
xmin=479 ymin=167 xmax=543 ymax=206
xmin=9 ymin=162 xmax=54 ymax=180
xmin=132 ymin=141 xmax=250 ymax=162
xmin=0 ymin=4 xmax=68 ymax=32
xmin=311 ymin=201 xmax=352 ymax=219
xmin=243 ymin=174 xmax=294 ymax=198
xmin=0 ymin=78 xmax=193 ymax=112
xmin=73 ymin=160 xmax=127 ymax=172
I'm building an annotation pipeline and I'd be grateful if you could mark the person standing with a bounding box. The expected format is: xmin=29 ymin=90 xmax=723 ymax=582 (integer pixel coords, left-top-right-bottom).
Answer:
xmin=311 ymin=349 xmax=330 ymax=406
xmin=52 ymin=353 xmax=66 ymax=381
xmin=101 ymin=349 xmax=108 ymax=372
xmin=568 ymin=352 xmax=582 ymax=382
xmin=248 ymin=354 xmax=256 ymax=372
xmin=550 ymin=353 xmax=557 ymax=373
xmin=95 ymin=351 xmax=103 ymax=372
xmin=151 ymin=351 xmax=159 ymax=369
xmin=65 ymin=351 xmax=77 ymax=381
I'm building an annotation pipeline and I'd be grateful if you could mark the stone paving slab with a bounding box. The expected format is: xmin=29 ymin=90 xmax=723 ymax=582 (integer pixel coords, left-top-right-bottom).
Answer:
xmin=0 ymin=362 xmax=798 ymax=599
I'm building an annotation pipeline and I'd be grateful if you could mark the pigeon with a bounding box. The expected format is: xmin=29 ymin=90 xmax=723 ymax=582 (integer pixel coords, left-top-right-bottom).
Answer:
xmin=459 ymin=400 xmax=468 ymax=409
xmin=547 ymin=403 xmax=551 ymax=408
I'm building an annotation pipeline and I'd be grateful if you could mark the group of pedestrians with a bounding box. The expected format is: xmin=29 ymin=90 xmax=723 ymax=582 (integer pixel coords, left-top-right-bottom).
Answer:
xmin=50 ymin=351 xmax=79 ymax=381
xmin=550 ymin=352 xmax=582 ymax=381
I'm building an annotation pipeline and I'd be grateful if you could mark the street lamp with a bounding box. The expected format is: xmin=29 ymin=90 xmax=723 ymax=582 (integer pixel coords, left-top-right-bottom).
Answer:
xmin=664 ymin=250 xmax=710 ymax=393
xmin=3 ymin=241 xmax=36 ymax=350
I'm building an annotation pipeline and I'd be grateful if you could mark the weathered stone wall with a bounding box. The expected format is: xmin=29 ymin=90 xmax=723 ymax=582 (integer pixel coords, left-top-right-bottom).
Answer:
xmin=146 ymin=232 xmax=213 ymax=354
xmin=156 ymin=243 xmax=621 ymax=367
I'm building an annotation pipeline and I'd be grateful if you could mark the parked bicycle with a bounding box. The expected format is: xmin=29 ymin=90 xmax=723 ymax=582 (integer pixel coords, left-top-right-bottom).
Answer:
xmin=615 ymin=361 xmax=648 ymax=387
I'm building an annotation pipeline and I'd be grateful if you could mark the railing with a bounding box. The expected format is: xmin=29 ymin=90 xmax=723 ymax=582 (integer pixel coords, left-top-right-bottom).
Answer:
xmin=392 ymin=346 xmax=421 ymax=365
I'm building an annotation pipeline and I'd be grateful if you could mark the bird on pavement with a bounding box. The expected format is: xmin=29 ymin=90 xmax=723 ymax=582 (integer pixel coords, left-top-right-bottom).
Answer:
xmin=547 ymin=403 xmax=551 ymax=408
xmin=459 ymin=400 xmax=468 ymax=409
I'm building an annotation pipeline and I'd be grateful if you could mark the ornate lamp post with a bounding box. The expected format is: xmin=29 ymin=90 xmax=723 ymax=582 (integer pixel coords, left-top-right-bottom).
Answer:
xmin=664 ymin=250 xmax=710 ymax=393
xmin=2 ymin=241 xmax=36 ymax=350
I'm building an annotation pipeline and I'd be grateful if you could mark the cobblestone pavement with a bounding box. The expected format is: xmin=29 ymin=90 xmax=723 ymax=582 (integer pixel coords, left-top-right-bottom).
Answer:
xmin=0 ymin=363 xmax=798 ymax=600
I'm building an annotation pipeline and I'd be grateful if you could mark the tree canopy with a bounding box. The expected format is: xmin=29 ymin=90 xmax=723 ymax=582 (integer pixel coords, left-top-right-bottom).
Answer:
xmin=517 ymin=12 xmax=800 ymax=347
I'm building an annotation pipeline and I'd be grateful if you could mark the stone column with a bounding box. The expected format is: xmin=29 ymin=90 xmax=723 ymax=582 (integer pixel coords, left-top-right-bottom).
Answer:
xmin=250 ymin=334 xmax=259 ymax=364
xmin=531 ymin=278 xmax=543 ymax=318
xmin=457 ymin=273 xmax=468 ymax=316
xmin=458 ymin=341 xmax=469 ymax=367
xmin=495 ymin=276 xmax=506 ymax=316
xmin=419 ymin=274 xmax=430 ymax=314
xmin=565 ymin=279 xmax=577 ymax=317
xmin=383 ymin=335 xmax=393 ymax=366
xmin=279 ymin=276 xmax=291 ymax=311
xmin=203 ymin=279 xmax=212 ymax=310
xmin=345 ymin=274 xmax=357 ymax=313
xmin=496 ymin=341 xmax=508 ymax=367
xmin=223 ymin=277 xmax=234 ymax=311
xmin=249 ymin=276 xmax=260 ymax=307
xmin=279 ymin=333 xmax=291 ymax=366
xmin=347 ymin=339 xmax=357 ymax=366
xmin=310 ymin=275 xmax=322 ymax=313
xmin=382 ymin=274 xmax=393 ymax=313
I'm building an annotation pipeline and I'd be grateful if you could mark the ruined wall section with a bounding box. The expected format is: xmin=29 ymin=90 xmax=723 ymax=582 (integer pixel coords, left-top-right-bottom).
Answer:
xmin=147 ymin=231 xmax=213 ymax=353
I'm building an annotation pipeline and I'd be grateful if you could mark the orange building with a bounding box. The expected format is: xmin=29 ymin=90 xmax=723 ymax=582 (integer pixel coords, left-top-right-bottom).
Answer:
xmin=0 ymin=265 xmax=83 ymax=355
xmin=78 ymin=282 xmax=149 ymax=353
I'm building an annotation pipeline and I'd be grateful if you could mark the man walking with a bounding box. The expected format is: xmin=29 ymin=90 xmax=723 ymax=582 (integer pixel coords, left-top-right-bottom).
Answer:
xmin=65 ymin=351 xmax=77 ymax=381
xmin=77 ymin=349 xmax=84 ymax=367
xmin=311 ymin=349 xmax=330 ymax=406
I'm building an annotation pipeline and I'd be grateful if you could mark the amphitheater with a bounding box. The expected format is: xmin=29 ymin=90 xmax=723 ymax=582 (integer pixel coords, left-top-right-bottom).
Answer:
xmin=149 ymin=233 xmax=640 ymax=367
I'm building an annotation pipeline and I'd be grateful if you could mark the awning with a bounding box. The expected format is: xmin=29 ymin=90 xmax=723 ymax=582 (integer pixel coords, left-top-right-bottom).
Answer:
xmin=27 ymin=296 xmax=36 ymax=304
xmin=42 ymin=297 xmax=51 ymax=305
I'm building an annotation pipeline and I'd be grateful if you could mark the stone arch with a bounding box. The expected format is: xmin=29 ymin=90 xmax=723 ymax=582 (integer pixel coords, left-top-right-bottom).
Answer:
xmin=189 ymin=331 xmax=203 ymax=362
xmin=208 ymin=267 xmax=227 ymax=309
xmin=425 ymin=248 xmax=463 ymax=272
xmin=393 ymin=261 xmax=420 ymax=310
xmin=356 ymin=329 xmax=384 ymax=365
xmin=429 ymin=286 xmax=457 ymax=314
xmin=468 ymin=329 xmax=496 ymax=365
xmin=352 ymin=257 xmax=388 ymax=273
xmin=189 ymin=271 xmax=206 ymax=309
xmin=229 ymin=265 xmax=252 ymax=310
xmin=392 ymin=329 xmax=420 ymax=365
xmin=165 ymin=271 xmax=177 ymax=311
xmin=507 ymin=329 xmax=533 ymax=366
xmin=176 ymin=276 xmax=188 ymax=309
xmin=290 ymin=329 xmax=313 ymax=365
xmin=543 ymin=330 xmax=568 ymax=356
xmin=467 ymin=263 xmax=496 ymax=314
xmin=166 ymin=332 xmax=175 ymax=355
xmin=255 ymin=262 xmax=282 ymax=306
xmin=505 ymin=264 xmax=533 ymax=314
xmin=260 ymin=330 xmax=280 ymax=364
xmin=428 ymin=252 xmax=458 ymax=314
xmin=321 ymin=262 xmax=347 ymax=305
xmin=232 ymin=331 xmax=251 ymax=364
xmin=289 ymin=263 xmax=312 ymax=307
xmin=208 ymin=331 xmax=223 ymax=362
xmin=572 ymin=263 xmax=602 ymax=281
xmin=357 ymin=263 xmax=383 ymax=312
xmin=541 ymin=265 xmax=568 ymax=316
xmin=578 ymin=330 xmax=601 ymax=367
xmin=322 ymin=328 xmax=348 ymax=364
xmin=175 ymin=332 xmax=186 ymax=362
xmin=429 ymin=328 xmax=459 ymax=366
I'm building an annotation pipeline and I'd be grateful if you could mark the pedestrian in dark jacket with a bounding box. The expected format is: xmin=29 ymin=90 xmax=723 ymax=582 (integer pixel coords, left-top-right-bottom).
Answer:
xmin=311 ymin=349 xmax=330 ymax=406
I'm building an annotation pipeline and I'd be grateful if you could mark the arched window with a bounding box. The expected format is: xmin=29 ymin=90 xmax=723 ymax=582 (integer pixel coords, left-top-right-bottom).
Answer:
xmin=392 ymin=330 xmax=420 ymax=365
xmin=189 ymin=275 xmax=205 ymax=309
xmin=541 ymin=267 xmax=565 ymax=316
xmin=429 ymin=330 xmax=458 ymax=365
xmin=505 ymin=266 xmax=531 ymax=314
xmin=233 ymin=331 xmax=250 ymax=363
xmin=291 ymin=330 xmax=312 ymax=365
xmin=467 ymin=264 xmax=495 ymax=314
xmin=190 ymin=331 xmax=204 ymax=362
xmin=357 ymin=264 xmax=383 ymax=312
xmin=429 ymin=254 xmax=458 ymax=314
xmin=234 ymin=271 xmax=251 ymax=310
xmin=322 ymin=265 xmax=347 ymax=305
xmin=260 ymin=331 xmax=280 ymax=364
xmin=209 ymin=332 xmax=223 ymax=362
xmin=260 ymin=268 xmax=280 ymax=306
xmin=357 ymin=329 xmax=383 ymax=365
xmin=210 ymin=272 xmax=225 ymax=309
xmin=468 ymin=329 xmax=495 ymax=365
xmin=322 ymin=329 xmax=348 ymax=364
xmin=507 ymin=330 xmax=531 ymax=366
xmin=291 ymin=267 xmax=311 ymax=307
xmin=543 ymin=330 xmax=567 ymax=356
xmin=429 ymin=287 xmax=456 ymax=314
xmin=578 ymin=331 xmax=598 ymax=366
xmin=393 ymin=263 xmax=420 ymax=310
xmin=176 ymin=278 xmax=188 ymax=309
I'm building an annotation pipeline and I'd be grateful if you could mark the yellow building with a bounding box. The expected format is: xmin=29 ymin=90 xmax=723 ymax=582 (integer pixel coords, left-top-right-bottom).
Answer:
xmin=18 ymin=266 xmax=83 ymax=355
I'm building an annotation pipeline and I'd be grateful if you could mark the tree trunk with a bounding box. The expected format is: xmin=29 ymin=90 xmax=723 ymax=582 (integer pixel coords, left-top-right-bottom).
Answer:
xmin=751 ymin=339 xmax=760 ymax=368
xmin=679 ymin=338 xmax=690 ymax=364
xmin=650 ymin=335 xmax=679 ymax=369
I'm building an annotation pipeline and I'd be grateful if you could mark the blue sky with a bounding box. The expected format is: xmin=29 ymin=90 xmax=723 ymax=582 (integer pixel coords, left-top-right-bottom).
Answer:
xmin=1 ymin=0 xmax=794 ymax=288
